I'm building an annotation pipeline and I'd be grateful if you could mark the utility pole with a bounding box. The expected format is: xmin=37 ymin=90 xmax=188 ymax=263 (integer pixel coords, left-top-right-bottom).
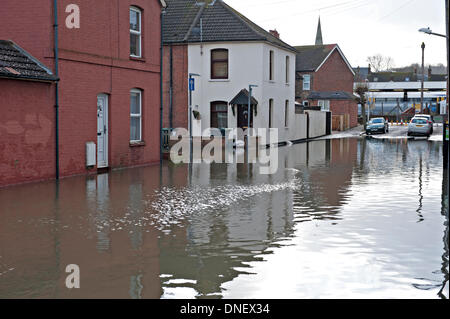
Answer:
xmin=420 ymin=42 xmax=425 ymax=113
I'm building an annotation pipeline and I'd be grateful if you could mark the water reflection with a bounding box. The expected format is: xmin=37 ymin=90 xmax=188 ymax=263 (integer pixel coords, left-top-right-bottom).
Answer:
xmin=0 ymin=138 xmax=447 ymax=299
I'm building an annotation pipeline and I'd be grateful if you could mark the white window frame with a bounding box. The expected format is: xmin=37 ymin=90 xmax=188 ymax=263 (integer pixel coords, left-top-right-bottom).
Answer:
xmin=318 ymin=100 xmax=330 ymax=112
xmin=130 ymin=7 xmax=142 ymax=58
xmin=130 ymin=89 xmax=142 ymax=142
xmin=303 ymin=74 xmax=311 ymax=90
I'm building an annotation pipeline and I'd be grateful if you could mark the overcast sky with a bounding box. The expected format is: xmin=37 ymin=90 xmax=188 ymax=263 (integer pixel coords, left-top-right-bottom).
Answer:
xmin=225 ymin=0 xmax=448 ymax=68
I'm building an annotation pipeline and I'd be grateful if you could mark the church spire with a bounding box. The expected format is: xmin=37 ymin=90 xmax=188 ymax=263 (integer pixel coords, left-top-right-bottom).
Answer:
xmin=315 ymin=16 xmax=323 ymax=45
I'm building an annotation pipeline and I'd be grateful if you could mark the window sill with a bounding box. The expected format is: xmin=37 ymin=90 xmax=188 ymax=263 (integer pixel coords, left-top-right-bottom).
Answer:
xmin=130 ymin=141 xmax=146 ymax=147
xmin=130 ymin=56 xmax=146 ymax=62
xmin=209 ymin=79 xmax=230 ymax=82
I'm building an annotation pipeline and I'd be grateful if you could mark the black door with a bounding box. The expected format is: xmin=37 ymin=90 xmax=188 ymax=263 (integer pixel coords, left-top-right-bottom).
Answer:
xmin=237 ymin=105 xmax=253 ymax=129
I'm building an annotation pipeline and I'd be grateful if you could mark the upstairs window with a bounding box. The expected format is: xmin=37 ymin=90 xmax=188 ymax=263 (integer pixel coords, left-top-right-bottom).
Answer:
xmin=303 ymin=74 xmax=311 ymax=90
xmin=130 ymin=7 xmax=142 ymax=57
xmin=269 ymin=50 xmax=274 ymax=81
xmin=211 ymin=49 xmax=229 ymax=79
xmin=285 ymin=56 xmax=290 ymax=83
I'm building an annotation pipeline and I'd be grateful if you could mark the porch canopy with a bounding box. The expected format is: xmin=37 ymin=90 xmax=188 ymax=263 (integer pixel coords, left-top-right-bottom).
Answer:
xmin=229 ymin=88 xmax=258 ymax=106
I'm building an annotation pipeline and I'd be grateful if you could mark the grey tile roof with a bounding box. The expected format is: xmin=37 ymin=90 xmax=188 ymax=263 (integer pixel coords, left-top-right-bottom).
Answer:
xmin=163 ymin=0 xmax=297 ymax=52
xmin=229 ymin=88 xmax=258 ymax=105
xmin=294 ymin=44 xmax=335 ymax=72
xmin=0 ymin=40 xmax=57 ymax=82
xmin=307 ymin=91 xmax=355 ymax=100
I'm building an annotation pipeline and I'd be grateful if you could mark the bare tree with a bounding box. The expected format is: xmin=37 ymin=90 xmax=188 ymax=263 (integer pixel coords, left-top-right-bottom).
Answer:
xmin=367 ymin=54 xmax=395 ymax=72
xmin=354 ymin=83 xmax=369 ymax=130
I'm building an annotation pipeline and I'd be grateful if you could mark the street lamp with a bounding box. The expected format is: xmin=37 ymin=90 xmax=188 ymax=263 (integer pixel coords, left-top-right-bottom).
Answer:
xmin=418 ymin=24 xmax=449 ymax=179
xmin=418 ymin=27 xmax=448 ymax=38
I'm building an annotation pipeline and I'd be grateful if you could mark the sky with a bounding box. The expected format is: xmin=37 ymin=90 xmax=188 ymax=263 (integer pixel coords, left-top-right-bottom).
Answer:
xmin=225 ymin=0 xmax=448 ymax=69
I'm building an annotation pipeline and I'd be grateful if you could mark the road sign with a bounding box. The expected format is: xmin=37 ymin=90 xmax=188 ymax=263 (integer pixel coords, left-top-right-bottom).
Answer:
xmin=189 ymin=78 xmax=195 ymax=91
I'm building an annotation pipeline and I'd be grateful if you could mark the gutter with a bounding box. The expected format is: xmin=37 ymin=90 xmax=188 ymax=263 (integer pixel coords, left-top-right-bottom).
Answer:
xmin=53 ymin=0 xmax=60 ymax=180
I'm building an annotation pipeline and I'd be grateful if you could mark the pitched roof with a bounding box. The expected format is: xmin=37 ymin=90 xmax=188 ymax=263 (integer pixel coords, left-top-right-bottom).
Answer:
xmin=0 ymin=40 xmax=57 ymax=82
xmin=162 ymin=0 xmax=297 ymax=52
xmin=229 ymin=88 xmax=258 ymax=105
xmin=294 ymin=44 xmax=335 ymax=72
xmin=294 ymin=44 xmax=355 ymax=75
xmin=307 ymin=91 xmax=355 ymax=100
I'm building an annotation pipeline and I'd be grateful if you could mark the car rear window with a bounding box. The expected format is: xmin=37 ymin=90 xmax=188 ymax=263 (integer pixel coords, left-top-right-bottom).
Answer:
xmin=412 ymin=119 xmax=427 ymax=124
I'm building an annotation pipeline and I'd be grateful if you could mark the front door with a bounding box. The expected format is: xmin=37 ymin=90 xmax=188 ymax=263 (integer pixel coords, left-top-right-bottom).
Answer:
xmin=97 ymin=94 xmax=108 ymax=168
xmin=237 ymin=105 xmax=254 ymax=129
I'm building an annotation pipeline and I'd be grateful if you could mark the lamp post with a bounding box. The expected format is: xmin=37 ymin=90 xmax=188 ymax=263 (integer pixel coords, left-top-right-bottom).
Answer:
xmin=188 ymin=73 xmax=200 ymax=163
xmin=420 ymin=42 xmax=425 ymax=113
xmin=419 ymin=21 xmax=449 ymax=180
xmin=247 ymin=84 xmax=258 ymax=162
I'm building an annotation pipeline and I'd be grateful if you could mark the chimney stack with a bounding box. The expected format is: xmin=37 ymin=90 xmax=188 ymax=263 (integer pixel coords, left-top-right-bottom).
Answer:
xmin=269 ymin=29 xmax=280 ymax=39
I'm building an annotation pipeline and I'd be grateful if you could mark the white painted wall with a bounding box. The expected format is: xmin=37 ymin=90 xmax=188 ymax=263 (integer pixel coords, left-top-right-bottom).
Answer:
xmin=306 ymin=111 xmax=327 ymax=138
xmin=188 ymin=42 xmax=297 ymax=143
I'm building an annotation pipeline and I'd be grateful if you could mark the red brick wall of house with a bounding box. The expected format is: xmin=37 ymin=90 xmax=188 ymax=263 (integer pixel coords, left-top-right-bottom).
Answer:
xmin=0 ymin=79 xmax=56 ymax=187
xmin=308 ymin=99 xmax=357 ymax=128
xmin=162 ymin=44 xmax=189 ymax=129
xmin=0 ymin=0 xmax=163 ymax=184
xmin=313 ymin=49 xmax=354 ymax=93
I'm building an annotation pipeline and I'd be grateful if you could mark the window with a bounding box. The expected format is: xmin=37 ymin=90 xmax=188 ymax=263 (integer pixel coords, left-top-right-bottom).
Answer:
xmin=285 ymin=56 xmax=290 ymax=83
xmin=211 ymin=101 xmax=228 ymax=129
xmin=269 ymin=99 xmax=274 ymax=128
xmin=285 ymin=100 xmax=289 ymax=127
xmin=130 ymin=7 xmax=142 ymax=57
xmin=211 ymin=49 xmax=228 ymax=79
xmin=318 ymin=100 xmax=330 ymax=112
xmin=303 ymin=74 xmax=311 ymax=90
xmin=130 ymin=89 xmax=142 ymax=142
xmin=269 ymin=50 xmax=274 ymax=81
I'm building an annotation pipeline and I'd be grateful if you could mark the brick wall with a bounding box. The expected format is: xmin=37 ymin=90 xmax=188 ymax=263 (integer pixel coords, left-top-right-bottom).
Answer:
xmin=0 ymin=0 xmax=163 ymax=184
xmin=313 ymin=49 xmax=354 ymax=92
xmin=0 ymin=79 xmax=55 ymax=187
xmin=162 ymin=44 xmax=188 ymax=129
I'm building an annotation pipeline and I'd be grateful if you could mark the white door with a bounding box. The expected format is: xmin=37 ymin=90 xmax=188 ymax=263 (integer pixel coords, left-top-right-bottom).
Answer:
xmin=97 ymin=94 xmax=109 ymax=168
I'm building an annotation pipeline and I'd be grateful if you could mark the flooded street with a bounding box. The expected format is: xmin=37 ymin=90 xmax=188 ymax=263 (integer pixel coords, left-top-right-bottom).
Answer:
xmin=0 ymin=137 xmax=448 ymax=299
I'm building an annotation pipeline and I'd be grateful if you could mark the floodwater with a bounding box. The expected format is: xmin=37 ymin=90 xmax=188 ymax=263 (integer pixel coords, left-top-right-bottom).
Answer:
xmin=0 ymin=137 xmax=448 ymax=299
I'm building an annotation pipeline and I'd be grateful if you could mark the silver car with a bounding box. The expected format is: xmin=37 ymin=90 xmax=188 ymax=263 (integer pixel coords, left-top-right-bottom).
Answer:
xmin=408 ymin=117 xmax=432 ymax=137
xmin=413 ymin=114 xmax=433 ymax=134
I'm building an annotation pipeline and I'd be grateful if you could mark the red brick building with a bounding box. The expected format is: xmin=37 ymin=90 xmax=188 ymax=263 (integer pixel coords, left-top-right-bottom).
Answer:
xmin=0 ymin=0 xmax=166 ymax=187
xmin=295 ymin=44 xmax=358 ymax=129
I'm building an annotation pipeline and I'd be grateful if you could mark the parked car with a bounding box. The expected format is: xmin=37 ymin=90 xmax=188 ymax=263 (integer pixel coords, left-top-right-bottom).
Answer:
xmin=366 ymin=118 xmax=389 ymax=135
xmin=412 ymin=114 xmax=433 ymax=134
xmin=408 ymin=117 xmax=432 ymax=137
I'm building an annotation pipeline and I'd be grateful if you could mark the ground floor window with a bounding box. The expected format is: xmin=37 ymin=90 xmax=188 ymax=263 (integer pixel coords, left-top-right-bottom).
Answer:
xmin=269 ymin=99 xmax=274 ymax=128
xmin=211 ymin=101 xmax=228 ymax=129
xmin=318 ymin=100 xmax=330 ymax=112
xmin=130 ymin=89 xmax=142 ymax=142
xmin=285 ymin=100 xmax=289 ymax=127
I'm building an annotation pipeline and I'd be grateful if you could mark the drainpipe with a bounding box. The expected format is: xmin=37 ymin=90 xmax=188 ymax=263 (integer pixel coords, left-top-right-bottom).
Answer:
xmin=169 ymin=45 xmax=173 ymax=129
xmin=160 ymin=9 xmax=165 ymax=163
xmin=53 ymin=0 xmax=60 ymax=180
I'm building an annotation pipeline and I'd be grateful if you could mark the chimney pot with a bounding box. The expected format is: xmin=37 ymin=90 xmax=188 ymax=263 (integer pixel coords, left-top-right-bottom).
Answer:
xmin=269 ymin=29 xmax=280 ymax=39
